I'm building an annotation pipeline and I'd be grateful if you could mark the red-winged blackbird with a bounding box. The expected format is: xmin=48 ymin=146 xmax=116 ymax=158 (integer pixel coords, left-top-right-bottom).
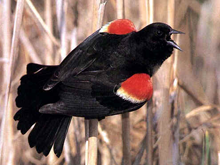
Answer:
xmin=14 ymin=19 xmax=183 ymax=157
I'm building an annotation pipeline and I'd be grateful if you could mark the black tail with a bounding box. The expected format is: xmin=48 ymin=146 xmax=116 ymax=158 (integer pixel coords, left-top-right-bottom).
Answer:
xmin=14 ymin=63 xmax=72 ymax=157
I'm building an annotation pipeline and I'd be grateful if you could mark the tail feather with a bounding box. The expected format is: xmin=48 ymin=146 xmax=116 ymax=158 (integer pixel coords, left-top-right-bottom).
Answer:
xmin=14 ymin=63 xmax=72 ymax=157
xmin=15 ymin=107 xmax=39 ymax=134
xmin=28 ymin=115 xmax=71 ymax=156
xmin=54 ymin=117 xmax=72 ymax=157
xmin=35 ymin=116 xmax=60 ymax=154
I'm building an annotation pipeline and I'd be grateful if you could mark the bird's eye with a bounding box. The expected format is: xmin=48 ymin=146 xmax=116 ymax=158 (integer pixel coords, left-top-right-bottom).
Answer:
xmin=157 ymin=30 xmax=162 ymax=36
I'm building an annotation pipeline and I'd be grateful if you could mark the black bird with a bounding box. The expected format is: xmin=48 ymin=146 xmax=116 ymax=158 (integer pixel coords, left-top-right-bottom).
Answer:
xmin=14 ymin=19 xmax=183 ymax=157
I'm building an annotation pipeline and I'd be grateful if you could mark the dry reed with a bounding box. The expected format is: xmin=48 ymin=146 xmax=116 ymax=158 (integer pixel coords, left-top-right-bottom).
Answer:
xmin=85 ymin=1 xmax=106 ymax=165
xmin=0 ymin=0 xmax=25 ymax=165
xmin=0 ymin=0 xmax=219 ymax=165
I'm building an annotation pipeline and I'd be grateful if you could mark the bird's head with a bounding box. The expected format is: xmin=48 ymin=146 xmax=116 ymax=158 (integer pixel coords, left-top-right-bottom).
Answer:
xmin=138 ymin=22 xmax=184 ymax=54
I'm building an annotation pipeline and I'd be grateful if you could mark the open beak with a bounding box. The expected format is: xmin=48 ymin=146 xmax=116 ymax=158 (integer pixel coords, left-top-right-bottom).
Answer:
xmin=167 ymin=40 xmax=182 ymax=51
xmin=167 ymin=29 xmax=184 ymax=51
xmin=169 ymin=29 xmax=185 ymax=35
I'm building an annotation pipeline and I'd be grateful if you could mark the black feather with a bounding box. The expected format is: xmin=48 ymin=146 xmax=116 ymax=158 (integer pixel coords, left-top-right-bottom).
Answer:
xmin=54 ymin=117 xmax=72 ymax=157
xmin=14 ymin=21 xmax=182 ymax=157
xmin=14 ymin=64 xmax=71 ymax=157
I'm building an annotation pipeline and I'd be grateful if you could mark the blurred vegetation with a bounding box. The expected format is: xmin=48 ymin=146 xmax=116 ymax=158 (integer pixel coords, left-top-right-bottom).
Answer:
xmin=0 ymin=0 xmax=220 ymax=165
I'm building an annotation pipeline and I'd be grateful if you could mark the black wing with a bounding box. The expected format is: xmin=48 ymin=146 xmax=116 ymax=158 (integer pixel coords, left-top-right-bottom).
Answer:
xmin=43 ymin=30 xmax=125 ymax=91
xmin=90 ymin=71 xmax=147 ymax=116
xmin=39 ymin=30 xmax=145 ymax=118
xmin=39 ymin=71 xmax=146 ymax=119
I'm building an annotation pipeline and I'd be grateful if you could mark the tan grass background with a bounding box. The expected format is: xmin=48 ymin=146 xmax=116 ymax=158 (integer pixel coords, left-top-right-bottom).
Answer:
xmin=0 ymin=0 xmax=220 ymax=165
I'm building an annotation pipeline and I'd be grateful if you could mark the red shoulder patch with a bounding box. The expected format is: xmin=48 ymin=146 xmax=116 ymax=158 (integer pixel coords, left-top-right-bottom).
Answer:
xmin=99 ymin=19 xmax=136 ymax=35
xmin=116 ymin=74 xmax=153 ymax=103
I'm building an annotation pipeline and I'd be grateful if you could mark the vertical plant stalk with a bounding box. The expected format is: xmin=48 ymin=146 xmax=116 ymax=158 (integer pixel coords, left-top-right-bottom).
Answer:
xmin=0 ymin=0 xmax=25 ymax=164
xmin=146 ymin=0 xmax=154 ymax=25
xmin=171 ymin=35 xmax=180 ymax=165
xmin=145 ymin=1 xmax=154 ymax=165
xmin=218 ymin=151 xmax=220 ymax=165
xmin=116 ymin=0 xmax=131 ymax=164
xmin=92 ymin=0 xmax=99 ymax=32
xmin=117 ymin=0 xmax=125 ymax=19
xmin=146 ymin=100 xmax=153 ymax=165
xmin=44 ymin=0 xmax=53 ymax=65
xmin=167 ymin=0 xmax=174 ymax=27
xmin=85 ymin=119 xmax=89 ymax=165
xmin=212 ymin=0 xmax=220 ymax=109
xmin=209 ymin=0 xmax=220 ymax=104
xmin=139 ymin=0 xmax=147 ymax=28
xmin=148 ymin=0 xmax=154 ymax=23
xmin=1 ymin=0 xmax=11 ymax=88
xmin=88 ymin=119 xmax=98 ymax=165
xmin=63 ymin=137 xmax=72 ymax=164
xmin=121 ymin=113 xmax=131 ymax=165
xmin=157 ymin=88 xmax=172 ymax=165
xmin=56 ymin=0 xmax=67 ymax=61
xmin=168 ymin=0 xmax=177 ymax=164
xmin=73 ymin=118 xmax=81 ymax=165
xmin=85 ymin=1 xmax=106 ymax=165
xmin=168 ymin=1 xmax=180 ymax=165
xmin=156 ymin=0 xmax=174 ymax=164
